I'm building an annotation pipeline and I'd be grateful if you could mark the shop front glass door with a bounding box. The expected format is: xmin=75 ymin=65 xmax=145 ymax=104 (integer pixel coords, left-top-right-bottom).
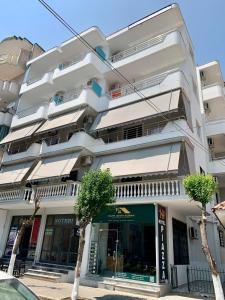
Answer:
xmin=97 ymin=223 xmax=156 ymax=282
xmin=40 ymin=215 xmax=79 ymax=265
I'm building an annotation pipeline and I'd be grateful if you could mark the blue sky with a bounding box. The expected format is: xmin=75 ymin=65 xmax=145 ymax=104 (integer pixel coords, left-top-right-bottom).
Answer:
xmin=1 ymin=0 xmax=225 ymax=76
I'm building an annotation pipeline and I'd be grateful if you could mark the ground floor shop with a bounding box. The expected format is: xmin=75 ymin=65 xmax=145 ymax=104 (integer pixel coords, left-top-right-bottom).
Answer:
xmin=0 ymin=202 xmax=224 ymax=295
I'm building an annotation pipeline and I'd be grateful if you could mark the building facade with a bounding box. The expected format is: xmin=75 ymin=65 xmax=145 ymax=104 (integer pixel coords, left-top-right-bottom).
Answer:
xmin=0 ymin=4 xmax=224 ymax=296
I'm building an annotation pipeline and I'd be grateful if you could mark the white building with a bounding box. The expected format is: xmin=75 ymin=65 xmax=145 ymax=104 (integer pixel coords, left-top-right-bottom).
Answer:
xmin=0 ymin=4 xmax=224 ymax=297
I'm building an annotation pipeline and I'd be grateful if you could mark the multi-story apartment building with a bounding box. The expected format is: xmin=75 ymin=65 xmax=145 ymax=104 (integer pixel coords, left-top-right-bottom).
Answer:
xmin=0 ymin=4 xmax=224 ymax=297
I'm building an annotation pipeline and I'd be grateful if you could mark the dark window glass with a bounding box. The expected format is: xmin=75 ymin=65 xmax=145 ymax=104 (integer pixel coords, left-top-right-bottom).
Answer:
xmin=173 ymin=219 xmax=189 ymax=265
xmin=123 ymin=125 xmax=143 ymax=140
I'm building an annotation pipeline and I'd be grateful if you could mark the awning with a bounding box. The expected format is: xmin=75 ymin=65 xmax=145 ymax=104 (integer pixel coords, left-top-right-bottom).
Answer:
xmin=35 ymin=109 xmax=85 ymax=134
xmin=0 ymin=122 xmax=41 ymax=145
xmin=92 ymin=143 xmax=181 ymax=177
xmin=0 ymin=162 xmax=34 ymax=185
xmin=92 ymin=90 xmax=180 ymax=131
xmin=27 ymin=152 xmax=80 ymax=181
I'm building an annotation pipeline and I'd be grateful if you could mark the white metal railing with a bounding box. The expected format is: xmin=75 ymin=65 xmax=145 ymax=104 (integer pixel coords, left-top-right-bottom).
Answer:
xmin=0 ymin=188 xmax=32 ymax=203
xmin=56 ymin=86 xmax=83 ymax=104
xmin=115 ymin=180 xmax=181 ymax=199
xmin=108 ymin=68 xmax=189 ymax=100
xmin=201 ymin=82 xmax=223 ymax=90
xmin=109 ymin=31 xmax=171 ymax=63
xmin=34 ymin=182 xmax=80 ymax=199
xmin=16 ymin=101 xmax=48 ymax=119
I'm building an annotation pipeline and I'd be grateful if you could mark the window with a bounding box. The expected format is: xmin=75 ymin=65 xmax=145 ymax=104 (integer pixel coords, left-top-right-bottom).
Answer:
xmin=218 ymin=230 xmax=225 ymax=247
xmin=173 ymin=219 xmax=189 ymax=265
xmin=123 ymin=124 xmax=142 ymax=140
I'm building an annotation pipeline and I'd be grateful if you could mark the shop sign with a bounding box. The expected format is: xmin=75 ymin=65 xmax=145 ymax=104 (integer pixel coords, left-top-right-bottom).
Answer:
xmin=158 ymin=205 xmax=168 ymax=283
xmin=115 ymin=272 xmax=156 ymax=283
xmin=94 ymin=204 xmax=155 ymax=224
xmin=54 ymin=216 xmax=76 ymax=225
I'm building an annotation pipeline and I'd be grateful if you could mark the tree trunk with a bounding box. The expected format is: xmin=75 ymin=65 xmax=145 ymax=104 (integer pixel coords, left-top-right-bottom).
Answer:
xmin=199 ymin=206 xmax=224 ymax=300
xmin=71 ymin=226 xmax=86 ymax=300
xmin=7 ymin=221 xmax=27 ymax=276
xmin=7 ymin=199 xmax=40 ymax=276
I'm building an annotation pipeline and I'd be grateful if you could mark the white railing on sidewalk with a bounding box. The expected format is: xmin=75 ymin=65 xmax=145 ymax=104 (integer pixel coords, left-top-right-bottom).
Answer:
xmin=115 ymin=179 xmax=181 ymax=199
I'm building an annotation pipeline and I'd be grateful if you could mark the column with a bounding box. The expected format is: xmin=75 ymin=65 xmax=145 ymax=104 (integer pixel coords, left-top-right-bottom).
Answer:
xmin=34 ymin=210 xmax=47 ymax=263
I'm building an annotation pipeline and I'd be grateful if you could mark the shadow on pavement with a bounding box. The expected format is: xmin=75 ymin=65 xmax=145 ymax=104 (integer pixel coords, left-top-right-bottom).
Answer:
xmin=95 ymin=296 xmax=146 ymax=300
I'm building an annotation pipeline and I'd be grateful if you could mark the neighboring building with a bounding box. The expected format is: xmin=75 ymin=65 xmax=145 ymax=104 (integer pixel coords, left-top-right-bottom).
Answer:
xmin=0 ymin=4 xmax=224 ymax=297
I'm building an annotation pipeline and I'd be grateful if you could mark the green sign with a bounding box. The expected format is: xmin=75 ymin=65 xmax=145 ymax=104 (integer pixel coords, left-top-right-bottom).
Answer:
xmin=115 ymin=272 xmax=156 ymax=283
xmin=94 ymin=204 xmax=155 ymax=224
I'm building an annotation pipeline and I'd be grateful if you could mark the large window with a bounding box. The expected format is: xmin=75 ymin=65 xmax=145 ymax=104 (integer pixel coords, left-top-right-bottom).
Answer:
xmin=173 ymin=219 xmax=189 ymax=265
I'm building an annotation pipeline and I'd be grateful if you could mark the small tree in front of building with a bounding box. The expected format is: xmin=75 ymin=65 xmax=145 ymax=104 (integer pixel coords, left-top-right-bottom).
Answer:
xmin=7 ymin=197 xmax=40 ymax=276
xmin=71 ymin=169 xmax=115 ymax=300
xmin=183 ymin=174 xmax=224 ymax=300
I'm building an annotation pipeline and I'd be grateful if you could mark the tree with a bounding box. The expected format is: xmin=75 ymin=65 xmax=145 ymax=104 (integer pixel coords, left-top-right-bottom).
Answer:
xmin=183 ymin=174 xmax=224 ymax=300
xmin=71 ymin=169 xmax=115 ymax=300
xmin=7 ymin=197 xmax=40 ymax=276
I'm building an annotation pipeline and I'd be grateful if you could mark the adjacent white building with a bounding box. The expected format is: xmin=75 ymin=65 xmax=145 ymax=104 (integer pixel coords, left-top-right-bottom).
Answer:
xmin=0 ymin=4 xmax=224 ymax=297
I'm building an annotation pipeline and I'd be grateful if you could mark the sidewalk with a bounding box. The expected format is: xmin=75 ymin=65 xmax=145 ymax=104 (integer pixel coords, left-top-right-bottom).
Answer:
xmin=20 ymin=277 xmax=213 ymax=300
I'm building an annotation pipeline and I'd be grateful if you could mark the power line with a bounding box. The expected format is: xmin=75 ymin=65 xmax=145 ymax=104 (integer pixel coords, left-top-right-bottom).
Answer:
xmin=35 ymin=0 xmax=225 ymax=170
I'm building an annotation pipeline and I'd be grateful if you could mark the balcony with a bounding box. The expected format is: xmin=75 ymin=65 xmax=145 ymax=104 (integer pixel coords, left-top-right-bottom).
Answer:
xmin=0 ymin=188 xmax=32 ymax=208
xmin=2 ymin=143 xmax=41 ymax=165
xmin=108 ymin=69 xmax=189 ymax=109
xmin=20 ymin=72 xmax=53 ymax=96
xmin=0 ymin=80 xmax=19 ymax=102
xmin=53 ymin=52 xmax=108 ymax=86
xmin=107 ymin=31 xmax=186 ymax=79
xmin=11 ymin=102 xmax=48 ymax=129
xmin=41 ymin=131 xmax=103 ymax=156
xmin=205 ymin=120 xmax=225 ymax=136
xmin=202 ymin=83 xmax=224 ymax=102
xmin=115 ymin=179 xmax=182 ymax=199
xmin=48 ymin=86 xmax=108 ymax=117
xmin=32 ymin=182 xmax=80 ymax=207
xmin=91 ymin=119 xmax=191 ymax=155
xmin=208 ymin=159 xmax=225 ymax=175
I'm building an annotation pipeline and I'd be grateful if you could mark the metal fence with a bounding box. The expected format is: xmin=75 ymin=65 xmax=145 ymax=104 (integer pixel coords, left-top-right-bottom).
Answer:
xmin=171 ymin=265 xmax=225 ymax=295
xmin=187 ymin=266 xmax=225 ymax=295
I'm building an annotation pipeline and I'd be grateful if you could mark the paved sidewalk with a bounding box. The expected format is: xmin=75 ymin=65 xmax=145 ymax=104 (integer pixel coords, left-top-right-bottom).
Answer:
xmin=20 ymin=277 xmax=212 ymax=300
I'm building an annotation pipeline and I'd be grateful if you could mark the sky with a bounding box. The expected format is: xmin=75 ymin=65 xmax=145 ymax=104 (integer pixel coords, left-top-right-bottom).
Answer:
xmin=0 ymin=0 xmax=224 ymax=76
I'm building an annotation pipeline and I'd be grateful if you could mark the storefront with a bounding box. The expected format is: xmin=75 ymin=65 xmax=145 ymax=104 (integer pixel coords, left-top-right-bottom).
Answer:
xmin=40 ymin=214 xmax=79 ymax=265
xmin=89 ymin=204 xmax=167 ymax=283
xmin=4 ymin=215 xmax=41 ymax=260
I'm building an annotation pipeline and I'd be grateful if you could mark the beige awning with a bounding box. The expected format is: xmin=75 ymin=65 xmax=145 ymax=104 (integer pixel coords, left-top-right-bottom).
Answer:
xmin=92 ymin=90 xmax=180 ymax=131
xmin=35 ymin=109 xmax=85 ymax=134
xmin=0 ymin=122 xmax=41 ymax=145
xmin=27 ymin=152 xmax=80 ymax=181
xmin=92 ymin=143 xmax=181 ymax=177
xmin=0 ymin=162 xmax=34 ymax=185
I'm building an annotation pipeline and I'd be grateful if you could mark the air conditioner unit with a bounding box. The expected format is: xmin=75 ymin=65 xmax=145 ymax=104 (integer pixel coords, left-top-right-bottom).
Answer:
xmin=81 ymin=155 xmax=93 ymax=166
xmin=189 ymin=227 xmax=198 ymax=239
xmin=208 ymin=138 xmax=214 ymax=148
xmin=204 ymin=102 xmax=210 ymax=112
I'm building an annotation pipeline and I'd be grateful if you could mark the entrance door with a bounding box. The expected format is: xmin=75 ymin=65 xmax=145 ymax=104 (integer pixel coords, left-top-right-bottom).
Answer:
xmin=40 ymin=215 xmax=79 ymax=265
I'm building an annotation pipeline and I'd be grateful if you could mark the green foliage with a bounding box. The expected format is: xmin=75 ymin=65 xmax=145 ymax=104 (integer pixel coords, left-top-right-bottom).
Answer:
xmin=183 ymin=174 xmax=217 ymax=205
xmin=75 ymin=169 xmax=115 ymax=226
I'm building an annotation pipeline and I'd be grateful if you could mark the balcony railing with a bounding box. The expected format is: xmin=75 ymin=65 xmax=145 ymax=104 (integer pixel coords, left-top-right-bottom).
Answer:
xmin=34 ymin=182 xmax=80 ymax=199
xmin=115 ymin=179 xmax=181 ymax=199
xmin=108 ymin=68 xmax=189 ymax=100
xmin=16 ymin=101 xmax=48 ymax=119
xmin=109 ymin=30 xmax=173 ymax=63
xmin=0 ymin=179 xmax=184 ymax=205
xmin=0 ymin=188 xmax=32 ymax=203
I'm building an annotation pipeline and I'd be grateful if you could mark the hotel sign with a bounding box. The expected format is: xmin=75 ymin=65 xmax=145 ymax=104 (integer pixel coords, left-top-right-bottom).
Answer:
xmin=94 ymin=204 xmax=155 ymax=224
xmin=158 ymin=205 xmax=168 ymax=283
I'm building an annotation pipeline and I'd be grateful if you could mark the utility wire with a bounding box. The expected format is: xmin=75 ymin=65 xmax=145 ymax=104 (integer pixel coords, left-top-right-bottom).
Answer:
xmin=36 ymin=0 xmax=225 ymax=170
